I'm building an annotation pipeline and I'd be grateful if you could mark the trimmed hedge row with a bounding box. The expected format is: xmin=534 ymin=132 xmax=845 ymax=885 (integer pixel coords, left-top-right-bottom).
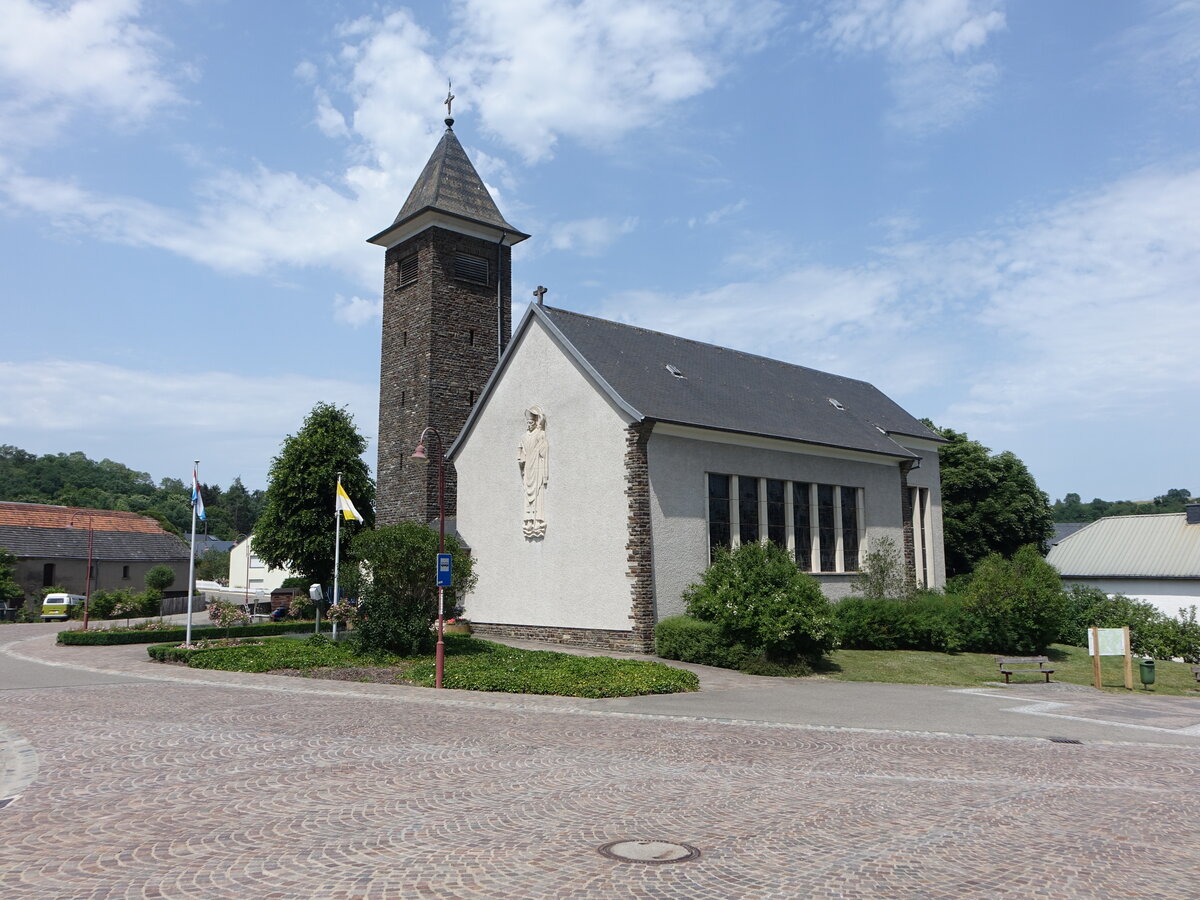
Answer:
xmin=58 ymin=622 xmax=316 ymax=646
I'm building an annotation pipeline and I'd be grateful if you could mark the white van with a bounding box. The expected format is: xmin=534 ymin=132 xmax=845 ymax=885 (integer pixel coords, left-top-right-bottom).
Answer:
xmin=41 ymin=593 xmax=86 ymax=621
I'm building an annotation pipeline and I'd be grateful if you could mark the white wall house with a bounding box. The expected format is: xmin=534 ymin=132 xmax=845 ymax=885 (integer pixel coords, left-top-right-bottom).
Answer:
xmin=227 ymin=535 xmax=297 ymax=597
xmin=449 ymin=304 xmax=946 ymax=653
xmin=1046 ymin=508 xmax=1200 ymax=618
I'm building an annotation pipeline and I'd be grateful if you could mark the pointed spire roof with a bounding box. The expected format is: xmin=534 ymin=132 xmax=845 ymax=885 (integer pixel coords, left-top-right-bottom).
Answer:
xmin=368 ymin=121 xmax=528 ymax=248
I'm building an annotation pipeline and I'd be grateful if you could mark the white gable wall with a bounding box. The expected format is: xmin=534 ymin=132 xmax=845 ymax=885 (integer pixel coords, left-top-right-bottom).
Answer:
xmin=453 ymin=317 xmax=635 ymax=630
xmin=648 ymin=430 xmax=946 ymax=618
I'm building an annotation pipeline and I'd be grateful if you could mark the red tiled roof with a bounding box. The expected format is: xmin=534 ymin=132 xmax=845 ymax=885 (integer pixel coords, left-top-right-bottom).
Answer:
xmin=0 ymin=502 xmax=169 ymax=534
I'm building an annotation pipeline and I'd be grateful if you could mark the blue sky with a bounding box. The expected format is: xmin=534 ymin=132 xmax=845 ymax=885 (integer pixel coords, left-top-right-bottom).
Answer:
xmin=1 ymin=0 xmax=1196 ymax=503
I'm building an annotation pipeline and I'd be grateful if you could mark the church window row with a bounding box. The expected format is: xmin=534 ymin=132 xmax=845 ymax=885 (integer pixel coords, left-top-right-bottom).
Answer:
xmin=707 ymin=473 xmax=864 ymax=573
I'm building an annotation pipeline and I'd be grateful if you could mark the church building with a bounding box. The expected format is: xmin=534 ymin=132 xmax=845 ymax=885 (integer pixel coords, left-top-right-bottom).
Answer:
xmin=370 ymin=110 xmax=946 ymax=653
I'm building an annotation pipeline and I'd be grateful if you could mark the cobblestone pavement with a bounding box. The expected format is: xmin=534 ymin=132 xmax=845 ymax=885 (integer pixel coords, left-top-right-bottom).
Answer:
xmin=2 ymin=632 xmax=1200 ymax=898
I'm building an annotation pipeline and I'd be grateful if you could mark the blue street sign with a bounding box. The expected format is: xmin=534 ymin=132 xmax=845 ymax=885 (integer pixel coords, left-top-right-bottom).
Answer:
xmin=436 ymin=553 xmax=453 ymax=587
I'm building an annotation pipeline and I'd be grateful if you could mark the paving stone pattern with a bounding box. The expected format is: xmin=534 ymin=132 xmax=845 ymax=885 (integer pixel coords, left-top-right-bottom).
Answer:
xmin=3 ymin=665 xmax=1200 ymax=900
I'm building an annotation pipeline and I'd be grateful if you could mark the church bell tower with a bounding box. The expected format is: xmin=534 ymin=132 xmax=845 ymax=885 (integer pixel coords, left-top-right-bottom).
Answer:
xmin=368 ymin=103 xmax=529 ymax=526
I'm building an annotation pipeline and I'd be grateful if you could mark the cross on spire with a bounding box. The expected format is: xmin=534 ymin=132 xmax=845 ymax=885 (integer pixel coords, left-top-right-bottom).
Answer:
xmin=444 ymin=81 xmax=455 ymax=126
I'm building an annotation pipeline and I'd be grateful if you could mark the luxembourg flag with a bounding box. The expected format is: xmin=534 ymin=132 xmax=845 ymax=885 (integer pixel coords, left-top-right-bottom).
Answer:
xmin=192 ymin=466 xmax=206 ymax=521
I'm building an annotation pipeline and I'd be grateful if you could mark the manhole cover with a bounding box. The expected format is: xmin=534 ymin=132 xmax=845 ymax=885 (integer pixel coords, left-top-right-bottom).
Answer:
xmin=597 ymin=840 xmax=701 ymax=864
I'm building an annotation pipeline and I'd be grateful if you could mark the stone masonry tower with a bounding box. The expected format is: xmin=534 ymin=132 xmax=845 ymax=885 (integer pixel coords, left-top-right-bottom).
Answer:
xmin=369 ymin=111 xmax=529 ymax=526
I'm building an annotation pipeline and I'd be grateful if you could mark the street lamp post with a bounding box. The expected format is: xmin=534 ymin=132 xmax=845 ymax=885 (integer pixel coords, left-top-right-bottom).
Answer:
xmin=69 ymin=514 xmax=94 ymax=630
xmin=411 ymin=426 xmax=446 ymax=689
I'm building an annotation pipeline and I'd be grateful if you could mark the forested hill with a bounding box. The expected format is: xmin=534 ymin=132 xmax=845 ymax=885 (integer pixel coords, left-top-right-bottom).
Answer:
xmin=1052 ymin=488 xmax=1193 ymax=523
xmin=0 ymin=445 xmax=262 ymax=539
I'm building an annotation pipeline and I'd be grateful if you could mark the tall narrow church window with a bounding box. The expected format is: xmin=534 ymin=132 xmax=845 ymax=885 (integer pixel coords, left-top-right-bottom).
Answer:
xmin=454 ymin=253 xmax=489 ymax=284
xmin=707 ymin=474 xmax=730 ymax=551
xmin=766 ymin=479 xmax=786 ymax=548
xmin=793 ymin=482 xmax=812 ymax=570
xmin=817 ymin=484 xmax=837 ymax=572
xmin=738 ymin=476 xmax=760 ymax=544
xmin=841 ymin=487 xmax=860 ymax=572
xmin=468 ymin=390 xmax=475 ymax=406
xmin=468 ymin=329 xmax=475 ymax=346
xmin=43 ymin=563 xmax=55 ymax=586
xmin=399 ymin=254 xmax=418 ymax=287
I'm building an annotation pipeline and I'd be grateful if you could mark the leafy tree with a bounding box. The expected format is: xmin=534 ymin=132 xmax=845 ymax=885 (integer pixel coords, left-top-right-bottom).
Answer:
xmin=195 ymin=549 xmax=231 ymax=583
xmin=253 ymin=403 xmax=374 ymax=585
xmin=0 ymin=547 xmax=23 ymax=608
xmin=144 ymin=564 xmax=176 ymax=594
xmin=924 ymin=421 xmax=1053 ymax=577
xmin=683 ymin=541 xmax=835 ymax=661
xmin=963 ymin=545 xmax=1067 ymax=654
xmin=345 ymin=523 xmax=476 ymax=656
xmin=1052 ymin=487 xmax=1192 ymax=522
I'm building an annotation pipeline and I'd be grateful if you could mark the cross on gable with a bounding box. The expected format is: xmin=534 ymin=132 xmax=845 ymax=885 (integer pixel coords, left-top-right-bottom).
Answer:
xmin=532 ymin=285 xmax=548 ymax=305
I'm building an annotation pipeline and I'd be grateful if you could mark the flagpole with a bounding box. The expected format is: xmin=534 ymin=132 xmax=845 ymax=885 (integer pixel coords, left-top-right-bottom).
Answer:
xmin=186 ymin=459 xmax=199 ymax=645
xmin=332 ymin=472 xmax=342 ymax=641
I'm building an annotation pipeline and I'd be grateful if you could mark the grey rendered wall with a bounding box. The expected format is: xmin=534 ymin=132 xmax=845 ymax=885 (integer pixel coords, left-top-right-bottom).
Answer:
xmin=647 ymin=432 xmax=912 ymax=619
xmin=453 ymin=318 xmax=636 ymax=630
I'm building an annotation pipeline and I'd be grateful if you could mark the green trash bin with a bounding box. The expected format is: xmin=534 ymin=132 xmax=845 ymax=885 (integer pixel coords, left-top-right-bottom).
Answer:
xmin=1138 ymin=658 xmax=1156 ymax=687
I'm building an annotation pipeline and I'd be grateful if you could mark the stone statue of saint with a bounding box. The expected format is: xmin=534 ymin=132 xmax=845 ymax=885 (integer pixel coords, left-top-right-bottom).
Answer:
xmin=517 ymin=406 xmax=548 ymax=538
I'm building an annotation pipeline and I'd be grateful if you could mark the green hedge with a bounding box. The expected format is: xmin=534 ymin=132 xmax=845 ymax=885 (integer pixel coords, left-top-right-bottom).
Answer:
xmin=655 ymin=615 xmax=750 ymax=669
xmin=834 ymin=594 xmax=968 ymax=653
xmin=59 ymin=622 xmax=316 ymax=645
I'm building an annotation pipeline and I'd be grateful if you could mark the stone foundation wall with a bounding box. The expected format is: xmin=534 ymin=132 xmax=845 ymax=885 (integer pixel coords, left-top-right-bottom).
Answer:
xmin=469 ymin=622 xmax=647 ymax=653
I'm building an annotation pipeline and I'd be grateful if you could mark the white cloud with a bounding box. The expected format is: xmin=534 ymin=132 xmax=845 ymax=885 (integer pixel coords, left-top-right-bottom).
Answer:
xmin=815 ymin=0 xmax=1006 ymax=134
xmin=334 ymin=294 xmax=382 ymax=327
xmin=1110 ymin=0 xmax=1200 ymax=105
xmin=0 ymin=0 xmax=181 ymax=149
xmin=0 ymin=1 xmax=780 ymax=292
xmin=0 ymin=359 xmax=377 ymax=488
xmin=448 ymin=0 xmax=784 ymax=162
xmin=0 ymin=160 xmax=384 ymax=287
xmin=596 ymin=165 xmax=1200 ymax=433
xmin=545 ymin=216 xmax=637 ymax=255
xmin=688 ymin=199 xmax=747 ymax=228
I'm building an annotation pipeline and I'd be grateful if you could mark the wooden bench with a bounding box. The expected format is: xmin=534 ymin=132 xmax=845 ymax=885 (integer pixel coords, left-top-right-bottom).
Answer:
xmin=1190 ymin=665 xmax=1200 ymax=684
xmin=996 ymin=656 xmax=1055 ymax=684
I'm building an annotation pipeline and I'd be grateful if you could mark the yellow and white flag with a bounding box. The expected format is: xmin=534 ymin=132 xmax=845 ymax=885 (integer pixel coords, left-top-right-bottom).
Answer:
xmin=336 ymin=481 xmax=364 ymax=523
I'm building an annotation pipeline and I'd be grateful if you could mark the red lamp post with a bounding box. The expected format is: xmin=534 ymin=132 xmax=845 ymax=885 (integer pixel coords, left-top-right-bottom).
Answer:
xmin=411 ymin=426 xmax=446 ymax=689
xmin=69 ymin=513 xmax=94 ymax=630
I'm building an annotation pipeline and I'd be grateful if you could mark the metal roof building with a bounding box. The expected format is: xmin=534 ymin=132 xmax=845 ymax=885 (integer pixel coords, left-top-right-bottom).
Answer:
xmin=1046 ymin=505 xmax=1200 ymax=617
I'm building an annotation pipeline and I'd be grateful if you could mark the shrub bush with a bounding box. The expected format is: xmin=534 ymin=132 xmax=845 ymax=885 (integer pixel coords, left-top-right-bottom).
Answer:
xmin=655 ymin=615 xmax=750 ymax=668
xmin=849 ymin=536 xmax=912 ymax=602
xmin=683 ymin=541 xmax=835 ymax=661
xmin=1059 ymin=588 xmax=1200 ymax=662
xmin=962 ymin=545 xmax=1067 ymax=654
xmin=835 ymin=593 xmax=967 ymax=652
xmin=346 ymin=523 xmax=477 ymax=657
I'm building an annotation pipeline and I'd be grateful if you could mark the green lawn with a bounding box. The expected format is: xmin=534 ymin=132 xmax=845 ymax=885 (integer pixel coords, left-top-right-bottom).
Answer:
xmin=148 ymin=634 xmax=699 ymax=698
xmin=822 ymin=643 xmax=1200 ymax=695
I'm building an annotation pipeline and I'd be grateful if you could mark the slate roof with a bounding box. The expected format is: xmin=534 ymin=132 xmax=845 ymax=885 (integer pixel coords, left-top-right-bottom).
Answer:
xmin=1046 ymin=513 xmax=1200 ymax=579
xmin=370 ymin=124 xmax=527 ymax=243
xmin=1051 ymin=523 xmax=1088 ymax=547
xmin=451 ymin=305 xmax=941 ymax=460
xmin=0 ymin=502 xmax=189 ymax=562
xmin=535 ymin=306 xmax=939 ymax=459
